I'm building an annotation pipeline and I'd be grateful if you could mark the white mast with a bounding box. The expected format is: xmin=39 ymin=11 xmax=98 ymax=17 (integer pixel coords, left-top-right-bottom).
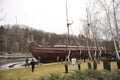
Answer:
xmin=66 ymin=3 xmax=73 ymax=47
xmin=66 ymin=3 xmax=69 ymax=48
xmin=66 ymin=3 xmax=72 ymax=61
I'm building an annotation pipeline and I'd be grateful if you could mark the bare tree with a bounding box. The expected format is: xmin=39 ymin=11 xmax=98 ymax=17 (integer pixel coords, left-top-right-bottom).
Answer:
xmin=82 ymin=8 xmax=92 ymax=60
xmin=96 ymin=0 xmax=120 ymax=58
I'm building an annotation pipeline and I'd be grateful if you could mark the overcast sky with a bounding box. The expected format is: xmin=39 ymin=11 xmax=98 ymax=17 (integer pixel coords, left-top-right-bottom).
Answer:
xmin=0 ymin=0 xmax=90 ymax=35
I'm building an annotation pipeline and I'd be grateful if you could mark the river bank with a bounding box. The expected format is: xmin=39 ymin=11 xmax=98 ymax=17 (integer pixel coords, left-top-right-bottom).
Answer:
xmin=0 ymin=54 xmax=34 ymax=69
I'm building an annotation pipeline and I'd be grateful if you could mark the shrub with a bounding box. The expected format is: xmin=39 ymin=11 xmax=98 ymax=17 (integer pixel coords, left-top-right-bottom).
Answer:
xmin=39 ymin=73 xmax=62 ymax=80
xmin=85 ymin=70 xmax=104 ymax=80
xmin=103 ymin=70 xmax=120 ymax=80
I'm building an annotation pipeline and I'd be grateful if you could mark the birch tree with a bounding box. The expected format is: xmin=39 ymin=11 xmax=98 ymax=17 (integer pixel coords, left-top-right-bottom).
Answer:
xmin=96 ymin=0 xmax=120 ymax=58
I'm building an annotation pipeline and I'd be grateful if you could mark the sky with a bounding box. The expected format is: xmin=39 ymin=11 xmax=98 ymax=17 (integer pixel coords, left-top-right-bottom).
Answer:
xmin=0 ymin=0 xmax=90 ymax=35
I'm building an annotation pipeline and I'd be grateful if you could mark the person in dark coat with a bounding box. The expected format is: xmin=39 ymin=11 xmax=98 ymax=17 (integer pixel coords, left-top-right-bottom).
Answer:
xmin=88 ymin=61 xmax=92 ymax=69
xmin=117 ymin=59 xmax=120 ymax=69
xmin=83 ymin=54 xmax=86 ymax=62
xmin=31 ymin=59 xmax=35 ymax=72
xmin=107 ymin=61 xmax=111 ymax=71
xmin=93 ymin=60 xmax=97 ymax=70
xmin=103 ymin=59 xmax=111 ymax=71
xmin=25 ymin=58 xmax=29 ymax=67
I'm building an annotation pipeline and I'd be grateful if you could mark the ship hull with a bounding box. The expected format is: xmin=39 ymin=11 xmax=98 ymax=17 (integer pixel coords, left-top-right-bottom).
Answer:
xmin=29 ymin=42 xmax=104 ymax=63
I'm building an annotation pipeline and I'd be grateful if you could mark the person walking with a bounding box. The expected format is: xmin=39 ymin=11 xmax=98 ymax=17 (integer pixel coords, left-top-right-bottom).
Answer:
xmin=31 ymin=59 xmax=35 ymax=72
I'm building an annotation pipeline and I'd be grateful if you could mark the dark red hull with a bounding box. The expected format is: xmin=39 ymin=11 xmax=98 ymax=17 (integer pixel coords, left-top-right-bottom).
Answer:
xmin=29 ymin=42 xmax=105 ymax=63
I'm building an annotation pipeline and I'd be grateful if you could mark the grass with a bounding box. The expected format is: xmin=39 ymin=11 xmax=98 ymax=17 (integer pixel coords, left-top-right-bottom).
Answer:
xmin=0 ymin=60 xmax=118 ymax=80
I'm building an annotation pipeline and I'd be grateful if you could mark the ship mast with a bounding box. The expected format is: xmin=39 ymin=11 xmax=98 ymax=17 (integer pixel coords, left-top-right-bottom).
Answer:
xmin=66 ymin=3 xmax=72 ymax=48
xmin=66 ymin=3 xmax=73 ymax=62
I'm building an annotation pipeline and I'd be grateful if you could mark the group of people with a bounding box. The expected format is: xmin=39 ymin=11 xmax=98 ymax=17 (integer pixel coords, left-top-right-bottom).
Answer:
xmin=25 ymin=56 xmax=120 ymax=73
xmin=66 ymin=58 xmax=120 ymax=72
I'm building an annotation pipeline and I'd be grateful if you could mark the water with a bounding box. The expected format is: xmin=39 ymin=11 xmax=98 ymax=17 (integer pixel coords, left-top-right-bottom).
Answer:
xmin=0 ymin=57 xmax=36 ymax=69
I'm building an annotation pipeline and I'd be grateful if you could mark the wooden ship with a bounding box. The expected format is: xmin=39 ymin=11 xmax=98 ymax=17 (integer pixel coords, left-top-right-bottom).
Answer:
xmin=29 ymin=42 xmax=106 ymax=63
xmin=29 ymin=3 xmax=106 ymax=63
